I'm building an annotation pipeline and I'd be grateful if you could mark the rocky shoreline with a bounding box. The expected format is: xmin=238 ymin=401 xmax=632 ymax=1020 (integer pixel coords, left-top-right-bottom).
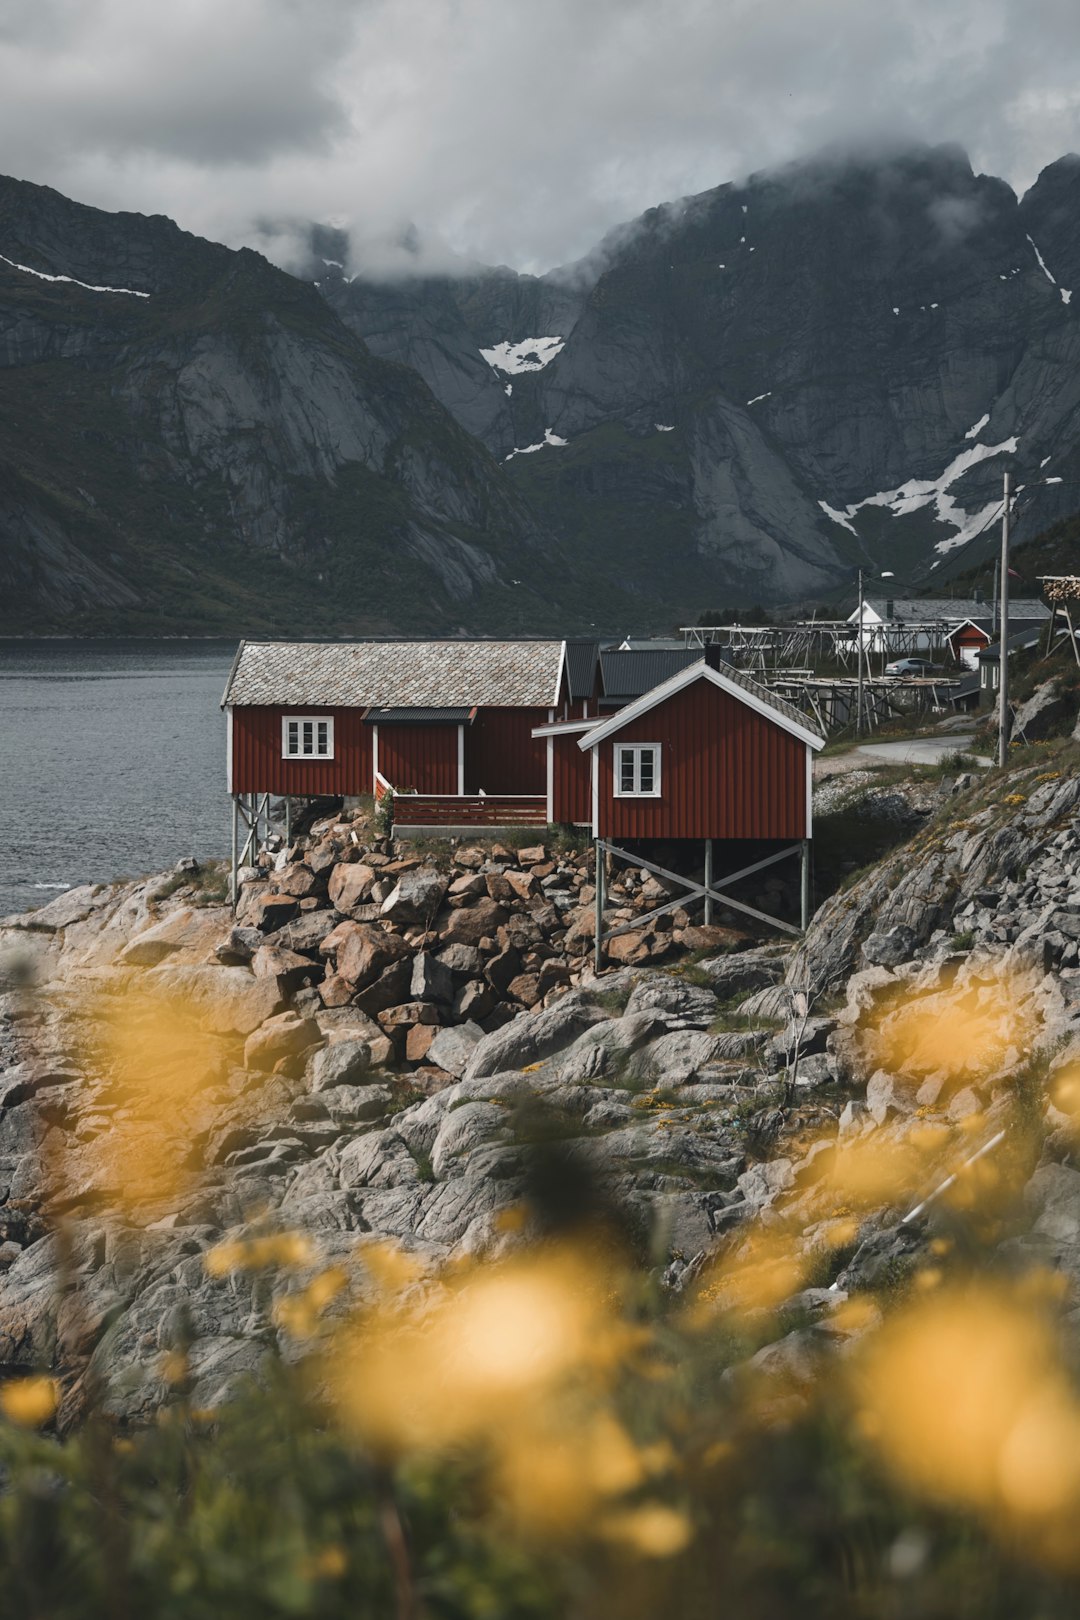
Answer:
xmin=4 ymin=766 xmax=1080 ymax=1429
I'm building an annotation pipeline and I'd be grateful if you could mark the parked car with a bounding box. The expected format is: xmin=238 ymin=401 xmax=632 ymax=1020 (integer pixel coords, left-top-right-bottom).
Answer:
xmin=884 ymin=656 xmax=940 ymax=676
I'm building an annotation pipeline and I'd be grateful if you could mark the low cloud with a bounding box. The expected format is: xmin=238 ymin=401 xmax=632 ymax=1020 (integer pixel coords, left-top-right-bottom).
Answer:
xmin=1 ymin=0 xmax=1079 ymax=275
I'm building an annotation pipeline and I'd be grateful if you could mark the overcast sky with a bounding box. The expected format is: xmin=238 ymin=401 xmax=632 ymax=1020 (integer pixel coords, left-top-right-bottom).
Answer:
xmin=3 ymin=0 xmax=1079 ymax=276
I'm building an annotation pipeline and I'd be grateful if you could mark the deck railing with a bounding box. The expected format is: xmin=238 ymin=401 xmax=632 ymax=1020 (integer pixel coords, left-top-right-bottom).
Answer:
xmin=392 ymin=793 xmax=548 ymax=828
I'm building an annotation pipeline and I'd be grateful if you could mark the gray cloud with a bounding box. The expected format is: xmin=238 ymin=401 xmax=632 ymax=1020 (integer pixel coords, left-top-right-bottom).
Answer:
xmin=1 ymin=0 xmax=1079 ymax=274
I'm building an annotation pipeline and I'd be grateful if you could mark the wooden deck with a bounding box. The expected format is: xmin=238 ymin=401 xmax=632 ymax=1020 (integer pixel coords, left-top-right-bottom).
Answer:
xmin=392 ymin=794 xmax=548 ymax=829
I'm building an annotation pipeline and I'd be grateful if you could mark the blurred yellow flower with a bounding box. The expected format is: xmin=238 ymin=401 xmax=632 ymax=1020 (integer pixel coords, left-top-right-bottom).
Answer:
xmin=73 ymin=985 xmax=238 ymax=1211
xmin=0 ymin=1377 xmax=58 ymax=1428
xmin=868 ymin=976 xmax=1031 ymax=1083
xmin=854 ymin=1283 xmax=1080 ymax=1551
xmin=205 ymin=1232 xmax=314 ymax=1277
xmin=600 ymin=1504 xmax=692 ymax=1558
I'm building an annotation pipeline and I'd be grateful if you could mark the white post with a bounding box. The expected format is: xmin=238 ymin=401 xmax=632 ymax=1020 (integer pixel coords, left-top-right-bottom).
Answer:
xmin=998 ymin=470 xmax=1011 ymax=769
xmin=230 ymin=795 xmax=239 ymax=906
xmin=856 ymin=568 xmax=865 ymax=737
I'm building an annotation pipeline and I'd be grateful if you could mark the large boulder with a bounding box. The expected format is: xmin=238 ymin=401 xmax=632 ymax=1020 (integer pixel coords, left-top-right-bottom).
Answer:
xmin=861 ymin=925 xmax=917 ymax=968
xmin=328 ymin=863 xmax=377 ymax=915
xmin=440 ymin=899 xmax=507 ymax=947
xmin=1014 ymin=678 xmax=1070 ymax=743
xmin=239 ymin=891 xmax=300 ymax=934
xmin=251 ymin=945 xmax=319 ymax=993
xmin=695 ymin=949 xmax=786 ymax=996
xmin=309 ymin=1039 xmax=373 ymax=1091
xmin=336 ymin=925 xmax=411 ymax=990
xmin=275 ymin=911 xmax=339 ymax=955
xmin=427 ymin=1022 xmax=485 ymax=1078
xmin=410 ymin=951 xmax=455 ymax=1005
xmin=243 ymin=1012 xmax=322 ymax=1072
xmin=381 ymin=869 xmax=448 ymax=925
xmin=269 ymin=863 xmax=320 ymax=899
xmin=352 ymin=959 xmax=413 ymax=1017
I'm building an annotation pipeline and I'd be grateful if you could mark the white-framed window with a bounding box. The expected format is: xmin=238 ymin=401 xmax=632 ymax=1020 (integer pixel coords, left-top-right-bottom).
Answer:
xmin=614 ymin=742 xmax=661 ymax=797
xmin=282 ymin=715 xmax=334 ymax=759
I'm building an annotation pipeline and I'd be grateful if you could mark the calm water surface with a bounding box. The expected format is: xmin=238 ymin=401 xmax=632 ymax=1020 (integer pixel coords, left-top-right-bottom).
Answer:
xmin=0 ymin=641 xmax=236 ymax=917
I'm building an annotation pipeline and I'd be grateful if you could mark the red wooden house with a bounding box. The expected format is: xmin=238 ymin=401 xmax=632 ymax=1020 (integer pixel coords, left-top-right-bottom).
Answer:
xmin=534 ymin=653 xmax=824 ymax=935
xmin=223 ymin=638 xmax=569 ymax=837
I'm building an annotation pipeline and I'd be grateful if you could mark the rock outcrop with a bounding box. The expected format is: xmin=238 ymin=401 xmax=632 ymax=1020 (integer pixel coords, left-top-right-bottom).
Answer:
xmin=6 ymin=771 xmax=1080 ymax=1432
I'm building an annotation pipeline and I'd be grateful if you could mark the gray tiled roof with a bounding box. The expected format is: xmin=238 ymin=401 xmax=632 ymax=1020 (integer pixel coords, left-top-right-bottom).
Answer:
xmin=726 ymin=664 xmax=825 ymax=739
xmin=222 ymin=641 xmax=564 ymax=709
xmin=862 ymin=596 xmax=1050 ymax=623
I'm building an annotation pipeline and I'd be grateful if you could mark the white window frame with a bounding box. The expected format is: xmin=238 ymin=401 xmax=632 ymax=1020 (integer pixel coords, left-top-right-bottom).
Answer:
xmin=613 ymin=742 xmax=661 ymax=798
xmin=281 ymin=714 xmax=334 ymax=759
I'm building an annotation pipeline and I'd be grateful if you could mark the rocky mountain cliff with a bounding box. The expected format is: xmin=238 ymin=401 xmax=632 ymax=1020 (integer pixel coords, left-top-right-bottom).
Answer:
xmin=5 ymin=144 xmax=1080 ymax=635
xmin=324 ymin=144 xmax=1080 ymax=608
xmin=0 ymin=178 xmax=569 ymax=636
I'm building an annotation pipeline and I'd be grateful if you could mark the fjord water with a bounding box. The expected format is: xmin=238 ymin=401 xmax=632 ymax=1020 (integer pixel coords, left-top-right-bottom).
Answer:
xmin=0 ymin=640 xmax=235 ymax=917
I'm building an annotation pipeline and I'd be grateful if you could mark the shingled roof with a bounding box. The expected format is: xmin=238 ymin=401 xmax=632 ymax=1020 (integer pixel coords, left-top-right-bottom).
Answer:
xmin=222 ymin=640 xmax=564 ymax=710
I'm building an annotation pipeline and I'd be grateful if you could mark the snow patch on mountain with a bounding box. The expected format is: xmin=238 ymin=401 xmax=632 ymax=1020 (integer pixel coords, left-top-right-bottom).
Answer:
xmin=964 ymin=413 xmax=990 ymax=439
xmin=480 ymin=337 xmax=564 ymax=375
xmin=1026 ymin=235 xmax=1072 ymax=304
xmin=821 ymin=437 xmax=1017 ymax=554
xmin=505 ymin=428 xmax=568 ymax=461
xmin=0 ymin=250 xmax=150 ymax=298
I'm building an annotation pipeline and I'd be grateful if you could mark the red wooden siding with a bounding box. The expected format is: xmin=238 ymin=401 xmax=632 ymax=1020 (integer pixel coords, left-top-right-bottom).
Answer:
xmin=377 ymin=725 xmax=458 ymax=795
xmin=551 ymin=733 xmax=592 ymax=824
xmin=595 ymin=681 xmax=807 ymax=841
xmin=231 ymin=705 xmax=372 ymax=796
xmin=395 ymin=795 xmax=547 ymax=828
xmin=466 ymin=707 xmax=549 ymax=795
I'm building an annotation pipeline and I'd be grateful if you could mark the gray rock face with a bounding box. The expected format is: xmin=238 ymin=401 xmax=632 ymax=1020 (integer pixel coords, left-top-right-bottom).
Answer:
xmin=0 ymin=175 xmax=558 ymax=637
xmin=309 ymin=1039 xmax=372 ymax=1091
xmin=463 ymin=996 xmax=612 ymax=1079
xmin=790 ymin=775 xmax=1080 ymax=989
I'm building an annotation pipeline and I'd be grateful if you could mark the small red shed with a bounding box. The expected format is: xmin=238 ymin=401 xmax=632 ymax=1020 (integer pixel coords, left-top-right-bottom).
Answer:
xmin=945 ymin=618 xmax=992 ymax=670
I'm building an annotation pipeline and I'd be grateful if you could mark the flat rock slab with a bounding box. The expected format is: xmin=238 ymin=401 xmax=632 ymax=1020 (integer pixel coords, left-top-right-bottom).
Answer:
xmin=144 ymin=964 xmax=283 ymax=1035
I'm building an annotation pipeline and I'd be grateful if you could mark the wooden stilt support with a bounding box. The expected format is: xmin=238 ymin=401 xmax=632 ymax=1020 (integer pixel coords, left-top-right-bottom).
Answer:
xmin=704 ymin=839 xmax=714 ymax=925
xmin=800 ymin=839 xmax=812 ymax=932
xmin=593 ymin=840 xmax=607 ymax=974
xmin=230 ymin=795 xmax=239 ymax=907
xmin=1066 ymin=602 xmax=1080 ymax=668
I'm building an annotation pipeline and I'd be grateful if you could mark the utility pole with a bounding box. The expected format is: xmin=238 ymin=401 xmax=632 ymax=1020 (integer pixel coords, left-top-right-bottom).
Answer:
xmin=997 ymin=469 xmax=1011 ymax=769
xmin=856 ymin=567 xmax=865 ymax=737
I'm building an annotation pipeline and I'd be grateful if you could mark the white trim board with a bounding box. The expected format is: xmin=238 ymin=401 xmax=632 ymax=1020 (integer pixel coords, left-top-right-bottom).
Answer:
xmin=576 ymin=661 xmax=825 ymax=753
xmin=531 ymin=717 xmax=596 ymax=737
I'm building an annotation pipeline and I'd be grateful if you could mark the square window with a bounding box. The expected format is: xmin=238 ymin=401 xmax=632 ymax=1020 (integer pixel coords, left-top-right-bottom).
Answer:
xmin=282 ymin=715 xmax=334 ymax=759
xmin=614 ymin=743 xmax=661 ymax=797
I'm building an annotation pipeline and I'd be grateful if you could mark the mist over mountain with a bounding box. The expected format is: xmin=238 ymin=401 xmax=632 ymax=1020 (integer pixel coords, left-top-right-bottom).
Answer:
xmin=3 ymin=142 xmax=1080 ymax=635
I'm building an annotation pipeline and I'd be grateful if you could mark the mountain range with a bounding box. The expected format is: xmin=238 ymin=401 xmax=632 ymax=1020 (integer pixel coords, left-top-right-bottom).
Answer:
xmin=3 ymin=142 xmax=1080 ymax=636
